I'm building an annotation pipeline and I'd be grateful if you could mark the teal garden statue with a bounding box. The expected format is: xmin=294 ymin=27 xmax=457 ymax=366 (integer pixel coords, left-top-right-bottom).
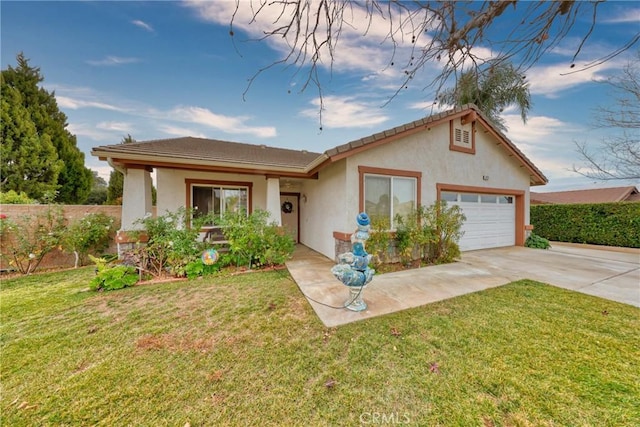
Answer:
xmin=331 ymin=212 xmax=375 ymax=311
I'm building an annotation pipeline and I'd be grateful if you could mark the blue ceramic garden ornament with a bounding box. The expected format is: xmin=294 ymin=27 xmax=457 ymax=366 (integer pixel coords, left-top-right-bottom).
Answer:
xmin=331 ymin=212 xmax=375 ymax=311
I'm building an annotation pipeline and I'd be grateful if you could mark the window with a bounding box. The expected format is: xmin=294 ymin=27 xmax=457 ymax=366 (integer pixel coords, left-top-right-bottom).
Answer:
xmin=190 ymin=183 xmax=249 ymax=226
xmin=481 ymin=195 xmax=498 ymax=203
xmin=364 ymin=174 xmax=416 ymax=228
xmin=460 ymin=193 xmax=478 ymax=203
xmin=499 ymin=196 xmax=514 ymax=204
xmin=441 ymin=192 xmax=458 ymax=202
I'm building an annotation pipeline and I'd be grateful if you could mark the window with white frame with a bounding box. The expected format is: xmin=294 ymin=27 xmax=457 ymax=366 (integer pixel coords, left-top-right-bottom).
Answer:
xmin=364 ymin=174 xmax=416 ymax=228
xmin=191 ymin=184 xmax=249 ymax=226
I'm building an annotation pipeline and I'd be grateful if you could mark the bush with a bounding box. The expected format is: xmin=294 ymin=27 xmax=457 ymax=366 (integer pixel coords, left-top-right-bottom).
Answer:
xmin=130 ymin=208 xmax=215 ymax=277
xmin=366 ymin=216 xmax=391 ymax=267
xmin=89 ymin=255 xmax=138 ymax=291
xmin=425 ymin=201 xmax=465 ymax=263
xmin=531 ymin=202 xmax=640 ymax=248
xmin=0 ymin=205 xmax=66 ymax=274
xmin=393 ymin=201 xmax=465 ymax=265
xmin=525 ymin=233 xmax=551 ymax=249
xmin=0 ymin=190 xmax=35 ymax=204
xmin=64 ymin=212 xmax=117 ymax=267
xmin=219 ymin=209 xmax=295 ymax=268
xmin=184 ymin=260 xmax=220 ymax=280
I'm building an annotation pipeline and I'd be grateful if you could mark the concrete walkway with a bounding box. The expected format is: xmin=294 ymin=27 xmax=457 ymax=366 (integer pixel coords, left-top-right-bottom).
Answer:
xmin=286 ymin=244 xmax=640 ymax=327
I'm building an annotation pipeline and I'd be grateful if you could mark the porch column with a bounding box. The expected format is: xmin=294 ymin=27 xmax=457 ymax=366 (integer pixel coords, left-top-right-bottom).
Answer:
xmin=121 ymin=167 xmax=153 ymax=230
xmin=265 ymin=176 xmax=282 ymax=226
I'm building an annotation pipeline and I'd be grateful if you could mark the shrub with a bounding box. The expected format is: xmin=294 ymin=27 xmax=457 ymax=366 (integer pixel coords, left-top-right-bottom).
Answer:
xmin=63 ymin=212 xmax=117 ymax=267
xmin=219 ymin=209 xmax=295 ymax=268
xmin=184 ymin=260 xmax=220 ymax=280
xmin=366 ymin=216 xmax=391 ymax=267
xmin=525 ymin=233 xmax=551 ymax=249
xmin=531 ymin=202 xmax=640 ymax=248
xmin=425 ymin=201 xmax=465 ymax=264
xmin=89 ymin=255 xmax=138 ymax=291
xmin=0 ymin=190 xmax=35 ymax=204
xmin=393 ymin=215 xmax=417 ymax=265
xmin=393 ymin=201 xmax=465 ymax=265
xmin=0 ymin=205 xmax=66 ymax=274
xmin=130 ymin=208 xmax=215 ymax=277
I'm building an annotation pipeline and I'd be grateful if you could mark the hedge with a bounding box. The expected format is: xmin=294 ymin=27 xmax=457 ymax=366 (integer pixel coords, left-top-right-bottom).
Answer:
xmin=530 ymin=202 xmax=640 ymax=248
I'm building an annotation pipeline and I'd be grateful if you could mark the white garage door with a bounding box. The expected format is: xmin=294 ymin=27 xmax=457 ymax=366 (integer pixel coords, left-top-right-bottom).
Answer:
xmin=442 ymin=192 xmax=515 ymax=251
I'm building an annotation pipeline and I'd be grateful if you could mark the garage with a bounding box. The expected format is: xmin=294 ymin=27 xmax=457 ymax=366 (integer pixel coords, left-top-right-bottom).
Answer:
xmin=441 ymin=191 xmax=516 ymax=251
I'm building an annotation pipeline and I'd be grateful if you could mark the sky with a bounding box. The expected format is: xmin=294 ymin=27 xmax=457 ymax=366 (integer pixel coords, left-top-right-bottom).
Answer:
xmin=2 ymin=1 xmax=639 ymax=192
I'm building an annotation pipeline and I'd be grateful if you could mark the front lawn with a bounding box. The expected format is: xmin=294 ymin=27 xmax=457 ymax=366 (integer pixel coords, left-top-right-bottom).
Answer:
xmin=1 ymin=268 xmax=638 ymax=426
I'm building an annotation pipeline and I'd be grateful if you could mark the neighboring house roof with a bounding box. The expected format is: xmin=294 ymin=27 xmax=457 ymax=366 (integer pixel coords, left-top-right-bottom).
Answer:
xmin=530 ymin=186 xmax=640 ymax=204
xmin=91 ymin=104 xmax=547 ymax=184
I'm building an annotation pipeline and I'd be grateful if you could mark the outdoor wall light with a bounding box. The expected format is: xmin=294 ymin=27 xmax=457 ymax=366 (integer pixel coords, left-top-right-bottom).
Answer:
xmin=483 ymin=175 xmax=489 ymax=181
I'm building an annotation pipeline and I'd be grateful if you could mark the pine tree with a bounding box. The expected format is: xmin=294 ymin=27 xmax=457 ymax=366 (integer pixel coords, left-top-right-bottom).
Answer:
xmin=1 ymin=74 xmax=63 ymax=199
xmin=1 ymin=53 xmax=92 ymax=203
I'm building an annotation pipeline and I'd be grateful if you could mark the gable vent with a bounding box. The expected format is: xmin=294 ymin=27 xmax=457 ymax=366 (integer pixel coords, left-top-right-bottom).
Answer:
xmin=454 ymin=128 xmax=470 ymax=145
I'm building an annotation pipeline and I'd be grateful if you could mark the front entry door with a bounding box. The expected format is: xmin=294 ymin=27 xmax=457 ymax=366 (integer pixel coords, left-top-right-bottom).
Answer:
xmin=280 ymin=193 xmax=299 ymax=243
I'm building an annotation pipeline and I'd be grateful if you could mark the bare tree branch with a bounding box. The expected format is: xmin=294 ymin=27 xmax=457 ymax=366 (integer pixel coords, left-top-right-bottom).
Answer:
xmin=230 ymin=1 xmax=638 ymax=127
xmin=573 ymin=53 xmax=640 ymax=180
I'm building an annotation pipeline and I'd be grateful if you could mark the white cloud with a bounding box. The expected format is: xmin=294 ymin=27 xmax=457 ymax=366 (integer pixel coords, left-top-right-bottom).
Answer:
xmin=503 ymin=114 xmax=577 ymax=145
xmin=96 ymin=121 xmax=133 ymax=133
xmin=56 ymin=95 xmax=126 ymax=112
xmin=300 ymin=96 xmax=389 ymax=129
xmin=406 ymin=100 xmax=454 ymax=115
xmin=602 ymin=8 xmax=640 ymax=24
xmin=170 ymin=106 xmax=277 ymax=138
xmin=67 ymin=123 xmax=114 ymax=141
xmin=158 ymin=125 xmax=208 ymax=139
xmin=525 ymin=59 xmax=621 ymax=97
xmin=86 ymin=56 xmax=141 ymax=66
xmin=132 ymin=19 xmax=154 ymax=32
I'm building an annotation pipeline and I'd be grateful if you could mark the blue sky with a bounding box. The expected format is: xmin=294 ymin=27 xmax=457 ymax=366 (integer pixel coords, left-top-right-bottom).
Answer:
xmin=2 ymin=1 xmax=639 ymax=192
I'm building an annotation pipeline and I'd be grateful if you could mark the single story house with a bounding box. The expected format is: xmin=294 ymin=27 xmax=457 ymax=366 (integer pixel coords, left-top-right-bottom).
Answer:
xmin=531 ymin=186 xmax=640 ymax=205
xmin=91 ymin=104 xmax=548 ymax=260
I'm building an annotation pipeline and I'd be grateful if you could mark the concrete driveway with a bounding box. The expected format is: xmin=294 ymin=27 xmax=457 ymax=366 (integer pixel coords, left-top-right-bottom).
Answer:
xmin=461 ymin=243 xmax=639 ymax=307
xmin=286 ymin=243 xmax=640 ymax=327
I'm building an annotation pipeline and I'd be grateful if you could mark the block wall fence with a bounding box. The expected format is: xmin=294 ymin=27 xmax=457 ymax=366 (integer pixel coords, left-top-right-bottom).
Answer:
xmin=0 ymin=204 xmax=137 ymax=271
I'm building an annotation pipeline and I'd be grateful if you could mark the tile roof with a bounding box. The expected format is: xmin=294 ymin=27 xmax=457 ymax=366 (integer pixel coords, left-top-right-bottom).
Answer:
xmin=91 ymin=104 xmax=547 ymax=184
xmin=531 ymin=186 xmax=640 ymax=204
xmin=92 ymin=136 xmax=321 ymax=169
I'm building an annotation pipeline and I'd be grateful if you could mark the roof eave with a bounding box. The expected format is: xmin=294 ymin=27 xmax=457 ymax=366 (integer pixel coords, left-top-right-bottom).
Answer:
xmin=92 ymin=150 xmax=312 ymax=175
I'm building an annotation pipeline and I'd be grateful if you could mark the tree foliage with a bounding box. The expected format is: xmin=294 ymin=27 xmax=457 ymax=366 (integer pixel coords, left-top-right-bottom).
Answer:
xmin=1 ymin=53 xmax=92 ymax=203
xmin=1 ymin=74 xmax=62 ymax=200
xmin=437 ymin=62 xmax=531 ymax=131
xmin=574 ymin=53 xmax=640 ymax=180
xmin=85 ymin=170 xmax=108 ymax=205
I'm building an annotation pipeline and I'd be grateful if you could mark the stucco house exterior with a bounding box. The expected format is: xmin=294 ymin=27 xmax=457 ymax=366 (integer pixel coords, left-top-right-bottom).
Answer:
xmin=91 ymin=104 xmax=547 ymax=260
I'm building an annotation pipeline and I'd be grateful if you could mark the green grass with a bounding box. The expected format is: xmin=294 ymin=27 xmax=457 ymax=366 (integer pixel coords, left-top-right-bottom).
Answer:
xmin=1 ymin=268 xmax=639 ymax=426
